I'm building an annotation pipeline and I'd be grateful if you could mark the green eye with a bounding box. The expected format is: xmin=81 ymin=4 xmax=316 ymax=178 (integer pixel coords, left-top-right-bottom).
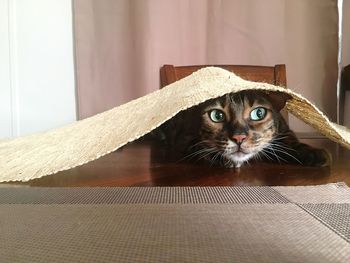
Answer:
xmin=209 ymin=109 xmax=225 ymax=123
xmin=250 ymin=107 xmax=267 ymax=121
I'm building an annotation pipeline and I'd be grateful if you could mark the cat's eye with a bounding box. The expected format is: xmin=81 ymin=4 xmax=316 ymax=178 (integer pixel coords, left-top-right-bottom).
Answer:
xmin=209 ymin=109 xmax=226 ymax=123
xmin=250 ymin=107 xmax=267 ymax=121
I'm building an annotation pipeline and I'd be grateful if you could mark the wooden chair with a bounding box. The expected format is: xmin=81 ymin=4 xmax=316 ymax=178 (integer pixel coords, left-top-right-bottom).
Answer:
xmin=160 ymin=64 xmax=288 ymax=120
xmin=339 ymin=65 xmax=350 ymax=124
xmin=160 ymin=64 xmax=286 ymax=88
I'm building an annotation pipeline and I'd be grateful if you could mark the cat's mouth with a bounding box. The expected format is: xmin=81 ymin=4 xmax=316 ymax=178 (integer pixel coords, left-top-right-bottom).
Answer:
xmin=236 ymin=147 xmax=245 ymax=153
xmin=225 ymin=145 xmax=255 ymax=160
xmin=224 ymin=148 xmax=255 ymax=167
xmin=225 ymin=145 xmax=249 ymax=154
xmin=225 ymin=147 xmax=251 ymax=158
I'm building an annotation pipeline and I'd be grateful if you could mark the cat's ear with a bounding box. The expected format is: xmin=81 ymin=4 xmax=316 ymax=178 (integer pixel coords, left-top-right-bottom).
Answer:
xmin=264 ymin=91 xmax=292 ymax=112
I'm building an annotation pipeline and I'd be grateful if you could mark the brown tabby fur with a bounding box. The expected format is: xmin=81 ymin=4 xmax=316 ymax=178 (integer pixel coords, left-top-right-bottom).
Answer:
xmin=157 ymin=91 xmax=331 ymax=168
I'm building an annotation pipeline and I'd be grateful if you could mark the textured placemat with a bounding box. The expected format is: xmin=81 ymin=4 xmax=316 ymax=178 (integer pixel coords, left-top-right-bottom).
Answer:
xmin=0 ymin=67 xmax=349 ymax=182
xmin=1 ymin=183 xmax=349 ymax=262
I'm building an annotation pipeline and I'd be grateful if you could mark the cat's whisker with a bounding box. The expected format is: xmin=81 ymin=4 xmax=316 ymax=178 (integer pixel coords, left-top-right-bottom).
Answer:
xmin=198 ymin=151 xmax=220 ymax=162
xmin=264 ymin=144 xmax=299 ymax=164
xmin=272 ymin=136 xmax=290 ymax=141
xmin=269 ymin=142 xmax=298 ymax=153
xmin=188 ymin=141 xmax=213 ymax=150
xmin=192 ymin=148 xmax=221 ymax=163
xmin=195 ymin=146 xmax=224 ymax=165
xmin=189 ymin=140 xmax=226 ymax=150
xmin=224 ymin=158 xmax=233 ymax=168
xmin=273 ymin=131 xmax=297 ymax=140
xmin=208 ymin=154 xmax=216 ymax=166
xmin=267 ymin=146 xmax=302 ymax=164
xmin=191 ymin=139 xmax=222 ymax=148
xmin=269 ymin=142 xmax=295 ymax=151
xmin=259 ymin=149 xmax=276 ymax=162
xmin=266 ymin=145 xmax=284 ymax=164
xmin=263 ymin=149 xmax=285 ymax=164
xmin=253 ymin=152 xmax=263 ymax=162
xmin=270 ymin=140 xmax=296 ymax=152
xmin=193 ymin=148 xmax=218 ymax=158
xmin=180 ymin=147 xmax=218 ymax=162
xmin=209 ymin=151 xmax=222 ymax=166
xmin=219 ymin=153 xmax=225 ymax=166
xmin=185 ymin=148 xmax=212 ymax=157
xmin=214 ymin=151 xmax=223 ymax=164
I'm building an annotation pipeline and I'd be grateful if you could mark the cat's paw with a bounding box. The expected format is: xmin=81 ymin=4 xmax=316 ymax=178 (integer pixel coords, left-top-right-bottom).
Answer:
xmin=301 ymin=148 xmax=332 ymax=167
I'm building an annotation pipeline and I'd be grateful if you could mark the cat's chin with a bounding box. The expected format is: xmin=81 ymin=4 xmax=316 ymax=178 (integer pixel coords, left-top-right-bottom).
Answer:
xmin=224 ymin=151 xmax=254 ymax=168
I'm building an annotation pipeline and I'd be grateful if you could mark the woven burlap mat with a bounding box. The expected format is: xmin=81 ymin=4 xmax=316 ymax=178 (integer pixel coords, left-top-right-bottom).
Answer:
xmin=0 ymin=67 xmax=349 ymax=182
xmin=0 ymin=183 xmax=349 ymax=262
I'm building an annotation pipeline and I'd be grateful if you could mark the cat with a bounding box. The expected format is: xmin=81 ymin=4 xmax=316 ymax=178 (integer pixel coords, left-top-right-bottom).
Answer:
xmin=156 ymin=90 xmax=331 ymax=168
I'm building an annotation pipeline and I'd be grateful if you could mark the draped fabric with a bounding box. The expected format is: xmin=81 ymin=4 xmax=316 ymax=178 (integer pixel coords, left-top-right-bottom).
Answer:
xmin=73 ymin=0 xmax=339 ymax=132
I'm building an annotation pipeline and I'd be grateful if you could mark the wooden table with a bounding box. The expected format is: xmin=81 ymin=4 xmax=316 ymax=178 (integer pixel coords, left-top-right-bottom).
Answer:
xmin=7 ymin=135 xmax=350 ymax=187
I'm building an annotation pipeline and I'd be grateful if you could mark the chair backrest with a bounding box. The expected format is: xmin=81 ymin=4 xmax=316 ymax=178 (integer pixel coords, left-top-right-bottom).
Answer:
xmin=160 ymin=64 xmax=286 ymax=88
xmin=160 ymin=64 xmax=288 ymax=120
xmin=339 ymin=64 xmax=350 ymax=124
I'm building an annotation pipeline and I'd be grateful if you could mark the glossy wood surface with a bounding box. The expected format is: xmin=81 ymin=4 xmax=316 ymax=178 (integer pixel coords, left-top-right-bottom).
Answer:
xmin=6 ymin=135 xmax=349 ymax=187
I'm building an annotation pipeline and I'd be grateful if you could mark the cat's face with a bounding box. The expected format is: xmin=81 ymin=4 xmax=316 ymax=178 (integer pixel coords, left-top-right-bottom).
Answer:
xmin=198 ymin=91 xmax=279 ymax=168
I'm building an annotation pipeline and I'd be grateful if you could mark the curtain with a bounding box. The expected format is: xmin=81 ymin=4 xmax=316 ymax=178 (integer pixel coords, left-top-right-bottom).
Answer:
xmin=73 ymin=0 xmax=339 ymax=132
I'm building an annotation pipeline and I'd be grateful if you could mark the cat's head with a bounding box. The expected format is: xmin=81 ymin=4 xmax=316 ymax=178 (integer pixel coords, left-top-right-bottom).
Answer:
xmin=197 ymin=90 xmax=289 ymax=168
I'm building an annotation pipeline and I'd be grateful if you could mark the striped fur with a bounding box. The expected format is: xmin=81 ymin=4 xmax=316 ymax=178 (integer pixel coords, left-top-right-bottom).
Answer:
xmin=157 ymin=91 xmax=331 ymax=168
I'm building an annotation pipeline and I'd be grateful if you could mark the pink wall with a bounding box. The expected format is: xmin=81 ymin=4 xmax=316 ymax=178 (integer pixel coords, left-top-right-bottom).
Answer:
xmin=73 ymin=0 xmax=339 ymax=132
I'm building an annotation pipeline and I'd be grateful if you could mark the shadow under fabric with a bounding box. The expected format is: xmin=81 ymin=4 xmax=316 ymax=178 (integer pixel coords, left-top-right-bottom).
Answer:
xmin=0 ymin=67 xmax=349 ymax=182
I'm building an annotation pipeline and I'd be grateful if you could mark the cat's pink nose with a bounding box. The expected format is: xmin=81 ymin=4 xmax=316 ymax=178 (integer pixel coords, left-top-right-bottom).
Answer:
xmin=232 ymin=134 xmax=247 ymax=144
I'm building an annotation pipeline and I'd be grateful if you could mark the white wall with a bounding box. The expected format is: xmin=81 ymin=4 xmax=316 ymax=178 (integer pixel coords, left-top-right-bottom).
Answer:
xmin=0 ymin=0 xmax=12 ymax=138
xmin=0 ymin=0 xmax=76 ymax=139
